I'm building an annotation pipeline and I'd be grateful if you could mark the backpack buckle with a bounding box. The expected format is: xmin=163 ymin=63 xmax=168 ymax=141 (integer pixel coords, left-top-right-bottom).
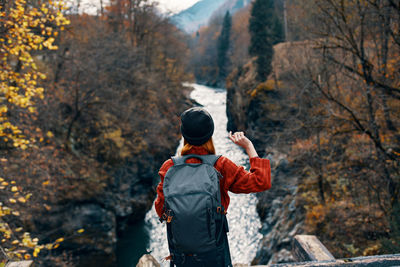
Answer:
xmin=161 ymin=209 xmax=174 ymax=223
xmin=167 ymin=215 xmax=173 ymax=223
xmin=217 ymin=206 xmax=228 ymax=215
xmin=165 ymin=209 xmax=173 ymax=223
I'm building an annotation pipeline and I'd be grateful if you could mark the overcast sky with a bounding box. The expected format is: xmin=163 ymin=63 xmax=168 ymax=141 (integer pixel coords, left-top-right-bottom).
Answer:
xmin=155 ymin=0 xmax=200 ymax=13
xmin=74 ymin=0 xmax=200 ymax=14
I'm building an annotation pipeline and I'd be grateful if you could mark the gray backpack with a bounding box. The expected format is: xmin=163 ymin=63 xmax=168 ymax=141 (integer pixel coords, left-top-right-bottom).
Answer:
xmin=162 ymin=154 xmax=227 ymax=261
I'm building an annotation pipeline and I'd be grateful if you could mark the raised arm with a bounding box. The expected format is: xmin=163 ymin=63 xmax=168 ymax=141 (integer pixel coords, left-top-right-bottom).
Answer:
xmin=218 ymin=131 xmax=271 ymax=194
xmin=229 ymin=131 xmax=258 ymax=158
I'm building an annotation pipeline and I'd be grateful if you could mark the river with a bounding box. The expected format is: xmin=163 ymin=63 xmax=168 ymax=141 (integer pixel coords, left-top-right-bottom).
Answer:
xmin=118 ymin=83 xmax=263 ymax=266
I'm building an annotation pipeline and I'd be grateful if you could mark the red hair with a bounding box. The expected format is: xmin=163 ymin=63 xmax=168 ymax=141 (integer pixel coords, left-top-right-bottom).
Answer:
xmin=180 ymin=138 xmax=215 ymax=155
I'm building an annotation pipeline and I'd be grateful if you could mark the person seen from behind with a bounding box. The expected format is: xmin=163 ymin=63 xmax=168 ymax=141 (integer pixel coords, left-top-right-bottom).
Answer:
xmin=155 ymin=107 xmax=271 ymax=267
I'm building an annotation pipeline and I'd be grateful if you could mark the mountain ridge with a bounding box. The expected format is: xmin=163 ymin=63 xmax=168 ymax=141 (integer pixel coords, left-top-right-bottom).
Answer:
xmin=171 ymin=0 xmax=251 ymax=33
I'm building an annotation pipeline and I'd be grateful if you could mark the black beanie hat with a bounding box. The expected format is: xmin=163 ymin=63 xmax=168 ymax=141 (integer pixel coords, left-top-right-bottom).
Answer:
xmin=180 ymin=107 xmax=214 ymax=146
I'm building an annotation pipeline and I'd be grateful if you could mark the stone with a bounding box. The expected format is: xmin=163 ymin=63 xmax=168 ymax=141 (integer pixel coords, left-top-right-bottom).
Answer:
xmin=5 ymin=261 xmax=33 ymax=267
xmin=136 ymin=254 xmax=160 ymax=267
xmin=268 ymin=248 xmax=294 ymax=264
xmin=289 ymin=223 xmax=302 ymax=238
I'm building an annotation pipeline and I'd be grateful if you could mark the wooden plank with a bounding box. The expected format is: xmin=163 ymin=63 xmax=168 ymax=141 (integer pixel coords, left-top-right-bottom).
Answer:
xmin=267 ymin=253 xmax=400 ymax=266
xmin=5 ymin=261 xmax=33 ymax=267
xmin=292 ymin=235 xmax=335 ymax=262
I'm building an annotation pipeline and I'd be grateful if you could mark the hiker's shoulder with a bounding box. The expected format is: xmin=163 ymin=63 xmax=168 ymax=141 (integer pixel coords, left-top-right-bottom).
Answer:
xmin=159 ymin=158 xmax=174 ymax=172
xmin=215 ymin=155 xmax=238 ymax=170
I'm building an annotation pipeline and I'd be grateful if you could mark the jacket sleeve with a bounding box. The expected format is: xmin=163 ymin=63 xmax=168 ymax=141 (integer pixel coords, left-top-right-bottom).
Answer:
xmin=155 ymin=159 xmax=174 ymax=218
xmin=219 ymin=156 xmax=271 ymax=194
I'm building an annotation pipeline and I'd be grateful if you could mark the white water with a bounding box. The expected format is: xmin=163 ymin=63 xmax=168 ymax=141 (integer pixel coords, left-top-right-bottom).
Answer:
xmin=144 ymin=83 xmax=262 ymax=265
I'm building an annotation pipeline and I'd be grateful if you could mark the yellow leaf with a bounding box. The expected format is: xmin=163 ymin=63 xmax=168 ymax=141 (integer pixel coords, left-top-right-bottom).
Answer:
xmin=9 ymin=198 xmax=17 ymax=203
xmin=12 ymin=211 xmax=20 ymax=216
xmin=33 ymin=247 xmax=40 ymax=257
xmin=55 ymin=237 xmax=64 ymax=243
xmin=18 ymin=197 xmax=26 ymax=203
xmin=77 ymin=228 xmax=84 ymax=234
xmin=11 ymin=186 xmax=18 ymax=192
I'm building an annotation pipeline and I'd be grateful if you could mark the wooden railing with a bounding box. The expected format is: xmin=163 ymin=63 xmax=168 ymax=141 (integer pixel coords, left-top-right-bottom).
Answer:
xmin=136 ymin=235 xmax=400 ymax=267
xmin=3 ymin=235 xmax=400 ymax=266
xmin=267 ymin=235 xmax=400 ymax=267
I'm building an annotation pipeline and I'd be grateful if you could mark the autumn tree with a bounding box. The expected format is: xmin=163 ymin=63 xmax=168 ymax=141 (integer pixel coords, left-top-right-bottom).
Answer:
xmin=0 ymin=0 xmax=191 ymax=265
xmin=189 ymin=16 xmax=223 ymax=86
xmin=0 ymin=0 xmax=69 ymax=149
xmin=229 ymin=5 xmax=251 ymax=68
xmin=312 ymin=0 xmax=399 ymax=205
xmin=0 ymin=0 xmax=70 ymax=261
xmin=268 ymin=0 xmax=400 ymax=257
xmin=0 ymin=1 xmax=190 ymax=265
xmin=225 ymin=0 xmax=398 ymax=260
xmin=283 ymin=0 xmax=319 ymax=41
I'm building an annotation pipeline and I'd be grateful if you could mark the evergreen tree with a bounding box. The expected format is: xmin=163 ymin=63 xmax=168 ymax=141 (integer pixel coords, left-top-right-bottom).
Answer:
xmin=271 ymin=14 xmax=284 ymax=45
xmin=217 ymin=11 xmax=232 ymax=81
xmin=249 ymin=0 xmax=282 ymax=81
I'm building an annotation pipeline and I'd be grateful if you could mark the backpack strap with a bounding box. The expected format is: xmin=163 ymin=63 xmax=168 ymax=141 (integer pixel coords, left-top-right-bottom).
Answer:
xmin=198 ymin=154 xmax=221 ymax=166
xmin=172 ymin=154 xmax=221 ymax=166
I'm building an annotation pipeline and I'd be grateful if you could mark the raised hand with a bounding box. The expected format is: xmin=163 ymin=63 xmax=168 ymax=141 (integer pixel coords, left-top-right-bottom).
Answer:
xmin=229 ymin=131 xmax=258 ymax=158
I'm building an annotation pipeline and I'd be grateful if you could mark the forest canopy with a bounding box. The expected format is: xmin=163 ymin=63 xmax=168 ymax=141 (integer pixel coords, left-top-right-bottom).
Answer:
xmin=1 ymin=0 xmax=191 ymax=265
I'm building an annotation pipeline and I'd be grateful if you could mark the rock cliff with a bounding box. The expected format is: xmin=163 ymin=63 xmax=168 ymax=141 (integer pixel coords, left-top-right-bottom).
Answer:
xmin=252 ymin=150 xmax=302 ymax=265
xmin=226 ymin=42 xmax=312 ymax=265
xmin=31 ymin=150 xmax=176 ymax=267
xmin=226 ymin=61 xmax=284 ymax=157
